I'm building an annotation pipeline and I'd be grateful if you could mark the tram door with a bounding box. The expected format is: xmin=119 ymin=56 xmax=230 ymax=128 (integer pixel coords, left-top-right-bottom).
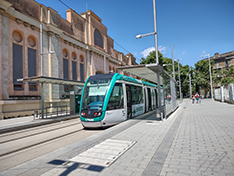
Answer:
xmin=147 ymin=88 xmax=152 ymax=111
xmin=126 ymin=85 xmax=132 ymax=118
xmin=155 ymin=89 xmax=158 ymax=108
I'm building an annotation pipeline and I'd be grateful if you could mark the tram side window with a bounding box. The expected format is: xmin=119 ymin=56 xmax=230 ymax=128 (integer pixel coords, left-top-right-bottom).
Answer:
xmin=131 ymin=86 xmax=137 ymax=105
xmin=137 ymin=86 xmax=144 ymax=104
xmin=107 ymin=83 xmax=124 ymax=110
xmin=131 ymin=86 xmax=143 ymax=105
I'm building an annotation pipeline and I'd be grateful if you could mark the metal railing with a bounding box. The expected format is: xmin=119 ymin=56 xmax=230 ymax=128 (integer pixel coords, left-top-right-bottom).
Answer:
xmin=2 ymin=105 xmax=69 ymax=119
xmin=45 ymin=105 xmax=68 ymax=118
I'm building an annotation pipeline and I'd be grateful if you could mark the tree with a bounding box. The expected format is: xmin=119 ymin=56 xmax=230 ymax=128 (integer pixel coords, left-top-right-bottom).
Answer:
xmin=194 ymin=59 xmax=214 ymax=97
xmin=213 ymin=66 xmax=234 ymax=86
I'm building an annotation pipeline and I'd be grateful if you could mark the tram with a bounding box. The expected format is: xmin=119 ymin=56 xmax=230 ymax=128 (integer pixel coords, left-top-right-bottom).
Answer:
xmin=79 ymin=73 xmax=163 ymax=128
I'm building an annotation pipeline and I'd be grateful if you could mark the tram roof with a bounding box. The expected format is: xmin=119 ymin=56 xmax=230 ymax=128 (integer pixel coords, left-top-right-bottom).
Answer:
xmin=117 ymin=63 xmax=170 ymax=84
xmin=17 ymin=76 xmax=85 ymax=86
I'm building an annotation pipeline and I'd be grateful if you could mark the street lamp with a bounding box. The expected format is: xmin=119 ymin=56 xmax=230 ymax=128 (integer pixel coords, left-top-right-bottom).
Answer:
xmin=176 ymin=59 xmax=182 ymax=102
xmin=186 ymin=73 xmax=192 ymax=98
xmin=136 ymin=0 xmax=162 ymax=120
xmin=201 ymin=54 xmax=213 ymax=100
xmin=136 ymin=0 xmax=158 ymax=64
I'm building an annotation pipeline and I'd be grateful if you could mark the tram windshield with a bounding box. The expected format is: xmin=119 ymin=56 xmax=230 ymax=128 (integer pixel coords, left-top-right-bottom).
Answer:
xmin=81 ymin=78 xmax=111 ymax=110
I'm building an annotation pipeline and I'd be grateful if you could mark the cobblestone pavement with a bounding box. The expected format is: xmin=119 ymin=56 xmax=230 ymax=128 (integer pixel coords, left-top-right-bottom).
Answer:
xmin=160 ymin=99 xmax=234 ymax=176
xmin=0 ymin=99 xmax=233 ymax=176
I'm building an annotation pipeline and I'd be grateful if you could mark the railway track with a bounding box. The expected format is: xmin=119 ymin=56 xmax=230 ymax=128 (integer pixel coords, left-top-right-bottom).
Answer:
xmin=0 ymin=118 xmax=101 ymax=171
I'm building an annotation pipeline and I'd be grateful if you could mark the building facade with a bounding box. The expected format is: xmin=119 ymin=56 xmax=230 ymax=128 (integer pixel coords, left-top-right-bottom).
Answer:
xmin=0 ymin=0 xmax=136 ymax=119
xmin=199 ymin=51 xmax=234 ymax=98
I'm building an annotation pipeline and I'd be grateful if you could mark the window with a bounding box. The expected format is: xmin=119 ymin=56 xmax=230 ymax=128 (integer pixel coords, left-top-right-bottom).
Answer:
xmin=80 ymin=63 xmax=84 ymax=82
xmin=131 ymin=86 xmax=143 ymax=105
xmin=107 ymin=83 xmax=124 ymax=110
xmin=13 ymin=43 xmax=23 ymax=90
xmin=80 ymin=55 xmax=84 ymax=82
xmin=63 ymin=58 xmax=68 ymax=79
xmin=72 ymin=52 xmax=77 ymax=81
xmin=28 ymin=48 xmax=37 ymax=91
xmin=94 ymin=29 xmax=103 ymax=48
xmin=137 ymin=86 xmax=144 ymax=104
xmin=225 ymin=60 xmax=229 ymax=67
xmin=72 ymin=61 xmax=77 ymax=80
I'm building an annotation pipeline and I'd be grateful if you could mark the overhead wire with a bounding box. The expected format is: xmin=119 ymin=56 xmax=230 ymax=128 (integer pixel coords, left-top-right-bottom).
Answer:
xmin=1 ymin=0 xmax=133 ymax=56
xmin=58 ymin=0 xmax=133 ymax=55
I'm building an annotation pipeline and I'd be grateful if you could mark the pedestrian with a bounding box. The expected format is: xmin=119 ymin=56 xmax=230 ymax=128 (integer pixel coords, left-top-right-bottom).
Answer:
xmin=167 ymin=94 xmax=171 ymax=104
xmin=195 ymin=92 xmax=199 ymax=103
xmin=199 ymin=95 xmax=202 ymax=103
xmin=192 ymin=94 xmax=195 ymax=104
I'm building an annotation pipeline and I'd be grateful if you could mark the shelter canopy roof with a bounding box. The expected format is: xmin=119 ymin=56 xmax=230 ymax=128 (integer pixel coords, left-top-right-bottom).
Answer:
xmin=117 ymin=63 xmax=168 ymax=84
xmin=17 ymin=76 xmax=85 ymax=86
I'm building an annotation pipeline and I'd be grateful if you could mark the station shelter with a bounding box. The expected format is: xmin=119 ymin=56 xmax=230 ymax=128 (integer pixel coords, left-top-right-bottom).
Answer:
xmin=117 ymin=63 xmax=180 ymax=119
xmin=18 ymin=76 xmax=84 ymax=119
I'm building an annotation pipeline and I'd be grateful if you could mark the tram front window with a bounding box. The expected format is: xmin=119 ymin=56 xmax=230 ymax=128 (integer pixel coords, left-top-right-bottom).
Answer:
xmin=81 ymin=79 xmax=111 ymax=110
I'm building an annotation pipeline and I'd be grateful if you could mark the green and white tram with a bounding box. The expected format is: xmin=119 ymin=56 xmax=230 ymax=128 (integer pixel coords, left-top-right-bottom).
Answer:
xmin=79 ymin=73 xmax=162 ymax=128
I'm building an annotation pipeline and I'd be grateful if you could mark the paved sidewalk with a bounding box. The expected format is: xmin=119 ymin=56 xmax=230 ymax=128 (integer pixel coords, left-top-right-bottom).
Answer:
xmin=0 ymin=99 xmax=234 ymax=176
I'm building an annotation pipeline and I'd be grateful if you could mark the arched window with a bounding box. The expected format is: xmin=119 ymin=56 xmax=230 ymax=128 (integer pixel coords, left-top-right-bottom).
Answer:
xmin=80 ymin=55 xmax=84 ymax=82
xmin=27 ymin=35 xmax=37 ymax=91
xmin=72 ymin=52 xmax=77 ymax=81
xmin=12 ymin=30 xmax=24 ymax=90
xmin=63 ymin=49 xmax=69 ymax=80
xmin=94 ymin=29 xmax=103 ymax=48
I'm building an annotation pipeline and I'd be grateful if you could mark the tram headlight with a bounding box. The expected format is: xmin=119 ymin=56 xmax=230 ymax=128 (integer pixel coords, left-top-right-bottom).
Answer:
xmin=81 ymin=112 xmax=86 ymax=116
xmin=94 ymin=112 xmax=102 ymax=117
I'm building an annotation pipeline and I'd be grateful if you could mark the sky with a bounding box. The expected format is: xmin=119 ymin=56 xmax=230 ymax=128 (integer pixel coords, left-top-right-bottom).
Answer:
xmin=35 ymin=0 xmax=234 ymax=67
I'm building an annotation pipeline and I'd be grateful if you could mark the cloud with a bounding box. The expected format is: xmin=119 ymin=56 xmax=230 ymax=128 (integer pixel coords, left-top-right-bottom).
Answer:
xmin=140 ymin=45 xmax=166 ymax=58
xmin=182 ymin=51 xmax=185 ymax=55
xmin=133 ymin=51 xmax=138 ymax=57
xmin=140 ymin=47 xmax=155 ymax=58
xmin=158 ymin=45 xmax=166 ymax=54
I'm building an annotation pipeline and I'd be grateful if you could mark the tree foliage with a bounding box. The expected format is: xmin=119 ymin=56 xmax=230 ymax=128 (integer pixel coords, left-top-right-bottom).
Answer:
xmin=194 ymin=60 xmax=214 ymax=90
xmin=213 ymin=66 xmax=234 ymax=86
xmin=140 ymin=51 xmax=193 ymax=97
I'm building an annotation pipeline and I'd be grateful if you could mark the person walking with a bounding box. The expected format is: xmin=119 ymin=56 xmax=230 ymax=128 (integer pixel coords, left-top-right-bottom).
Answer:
xmin=195 ymin=92 xmax=199 ymax=103
xmin=192 ymin=94 xmax=195 ymax=104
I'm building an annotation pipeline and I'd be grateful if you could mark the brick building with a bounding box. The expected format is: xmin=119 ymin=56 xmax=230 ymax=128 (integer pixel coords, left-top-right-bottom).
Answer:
xmin=0 ymin=0 xmax=136 ymax=118
xmin=199 ymin=51 xmax=234 ymax=97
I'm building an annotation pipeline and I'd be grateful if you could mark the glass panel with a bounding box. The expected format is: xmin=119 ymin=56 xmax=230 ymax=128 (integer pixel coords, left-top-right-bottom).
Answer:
xmin=81 ymin=78 xmax=111 ymax=110
xmin=107 ymin=83 xmax=124 ymax=110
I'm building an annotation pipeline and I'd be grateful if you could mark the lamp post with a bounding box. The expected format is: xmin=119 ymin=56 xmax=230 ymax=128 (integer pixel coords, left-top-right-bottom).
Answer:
xmin=171 ymin=44 xmax=175 ymax=80
xmin=176 ymin=59 xmax=182 ymax=102
xmin=187 ymin=73 xmax=192 ymax=98
xmin=136 ymin=0 xmax=162 ymax=120
xmin=201 ymin=54 xmax=213 ymax=100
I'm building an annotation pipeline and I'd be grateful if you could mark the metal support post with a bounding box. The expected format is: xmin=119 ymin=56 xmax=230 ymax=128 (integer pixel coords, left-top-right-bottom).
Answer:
xmin=157 ymin=71 xmax=162 ymax=120
xmin=208 ymin=56 xmax=213 ymax=99
xmin=171 ymin=44 xmax=175 ymax=80
xmin=153 ymin=0 xmax=158 ymax=64
xmin=189 ymin=73 xmax=192 ymax=97
xmin=178 ymin=60 xmax=182 ymax=102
